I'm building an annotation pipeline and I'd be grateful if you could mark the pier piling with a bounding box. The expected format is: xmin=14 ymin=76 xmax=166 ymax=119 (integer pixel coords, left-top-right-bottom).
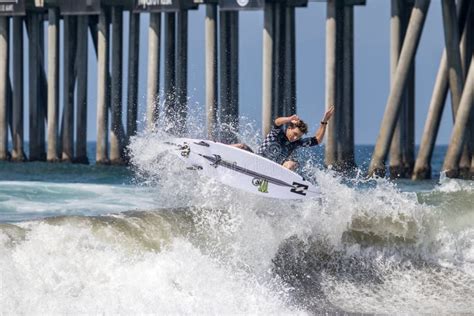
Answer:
xmin=164 ymin=12 xmax=176 ymax=132
xmin=127 ymin=12 xmax=140 ymax=142
xmin=368 ymin=0 xmax=430 ymax=177
xmin=262 ymin=1 xmax=275 ymax=136
xmin=219 ymin=11 xmax=239 ymax=144
xmin=325 ymin=0 xmax=342 ymax=168
xmin=110 ymin=6 xmax=125 ymax=165
xmin=0 ymin=16 xmax=8 ymax=160
xmin=441 ymin=0 xmax=470 ymax=177
xmin=176 ymin=10 xmax=188 ymax=136
xmin=412 ymin=0 xmax=469 ymax=179
xmin=338 ymin=2 xmax=355 ymax=170
xmin=12 ymin=17 xmax=25 ymax=161
xmin=390 ymin=0 xmax=415 ymax=179
xmin=284 ymin=4 xmax=296 ymax=117
xmin=61 ymin=15 xmax=77 ymax=162
xmin=206 ymin=4 xmax=218 ymax=140
xmin=96 ymin=7 xmax=110 ymax=164
xmin=76 ymin=15 xmax=89 ymax=164
xmin=47 ymin=8 xmax=59 ymax=162
xmin=28 ymin=13 xmax=44 ymax=161
xmin=146 ymin=13 xmax=161 ymax=131
xmin=273 ymin=2 xmax=285 ymax=119
xmin=442 ymin=51 xmax=474 ymax=177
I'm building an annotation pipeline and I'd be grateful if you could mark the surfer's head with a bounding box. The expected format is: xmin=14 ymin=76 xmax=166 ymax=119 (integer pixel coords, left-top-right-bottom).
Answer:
xmin=286 ymin=120 xmax=308 ymax=142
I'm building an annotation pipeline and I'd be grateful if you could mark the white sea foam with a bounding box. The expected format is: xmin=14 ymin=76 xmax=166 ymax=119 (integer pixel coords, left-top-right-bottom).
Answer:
xmin=0 ymin=222 xmax=297 ymax=314
xmin=437 ymin=172 xmax=474 ymax=192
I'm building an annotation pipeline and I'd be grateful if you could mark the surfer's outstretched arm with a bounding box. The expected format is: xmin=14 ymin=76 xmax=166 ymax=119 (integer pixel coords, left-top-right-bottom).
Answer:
xmin=314 ymin=105 xmax=335 ymax=144
xmin=274 ymin=115 xmax=299 ymax=127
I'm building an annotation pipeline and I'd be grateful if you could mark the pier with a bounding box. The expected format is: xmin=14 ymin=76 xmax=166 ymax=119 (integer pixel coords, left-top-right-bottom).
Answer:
xmin=0 ymin=0 xmax=472 ymax=179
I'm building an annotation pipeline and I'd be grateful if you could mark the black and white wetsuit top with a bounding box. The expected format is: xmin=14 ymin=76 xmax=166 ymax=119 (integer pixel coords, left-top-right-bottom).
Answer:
xmin=256 ymin=124 xmax=319 ymax=164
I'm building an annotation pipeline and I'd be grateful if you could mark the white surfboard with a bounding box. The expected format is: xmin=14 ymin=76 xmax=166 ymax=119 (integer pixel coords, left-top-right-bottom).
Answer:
xmin=168 ymin=138 xmax=321 ymax=200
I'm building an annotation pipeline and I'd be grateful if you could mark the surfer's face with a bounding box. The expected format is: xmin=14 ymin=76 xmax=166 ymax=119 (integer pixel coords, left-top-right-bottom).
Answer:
xmin=286 ymin=127 xmax=304 ymax=142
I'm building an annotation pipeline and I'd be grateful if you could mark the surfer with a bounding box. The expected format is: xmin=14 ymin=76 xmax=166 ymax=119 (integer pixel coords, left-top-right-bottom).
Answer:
xmin=232 ymin=106 xmax=335 ymax=170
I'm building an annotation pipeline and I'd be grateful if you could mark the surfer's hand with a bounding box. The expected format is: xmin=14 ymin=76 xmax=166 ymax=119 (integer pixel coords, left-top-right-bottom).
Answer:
xmin=288 ymin=114 xmax=299 ymax=124
xmin=322 ymin=106 xmax=335 ymax=123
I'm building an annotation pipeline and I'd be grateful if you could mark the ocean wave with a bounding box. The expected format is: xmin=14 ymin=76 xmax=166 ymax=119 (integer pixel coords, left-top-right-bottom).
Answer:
xmin=1 ymin=125 xmax=473 ymax=313
xmin=0 ymin=216 xmax=294 ymax=314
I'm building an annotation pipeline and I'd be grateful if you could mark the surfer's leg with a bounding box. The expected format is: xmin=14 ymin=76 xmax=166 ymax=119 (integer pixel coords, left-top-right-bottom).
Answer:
xmin=230 ymin=143 xmax=254 ymax=153
xmin=282 ymin=159 xmax=298 ymax=170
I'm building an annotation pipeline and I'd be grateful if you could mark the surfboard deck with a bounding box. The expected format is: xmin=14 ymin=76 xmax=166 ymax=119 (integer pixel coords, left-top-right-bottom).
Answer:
xmin=168 ymin=138 xmax=321 ymax=200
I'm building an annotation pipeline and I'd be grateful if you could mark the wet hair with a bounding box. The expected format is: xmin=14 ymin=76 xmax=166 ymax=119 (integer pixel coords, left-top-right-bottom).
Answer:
xmin=288 ymin=119 xmax=308 ymax=134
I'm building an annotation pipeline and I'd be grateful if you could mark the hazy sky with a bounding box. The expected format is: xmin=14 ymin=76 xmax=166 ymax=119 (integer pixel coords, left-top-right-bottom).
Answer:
xmin=18 ymin=0 xmax=454 ymax=144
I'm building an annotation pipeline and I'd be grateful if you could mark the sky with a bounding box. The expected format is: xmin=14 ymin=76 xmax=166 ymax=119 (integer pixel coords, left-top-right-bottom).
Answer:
xmin=16 ymin=0 xmax=455 ymax=144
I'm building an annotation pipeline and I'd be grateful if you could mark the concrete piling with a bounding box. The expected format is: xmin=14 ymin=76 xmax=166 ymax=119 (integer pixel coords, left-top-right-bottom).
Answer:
xmin=338 ymin=3 xmax=355 ymax=170
xmin=442 ymin=53 xmax=474 ymax=177
xmin=11 ymin=17 xmax=25 ymax=161
xmin=110 ymin=6 xmax=125 ymax=164
xmin=219 ymin=11 xmax=239 ymax=143
xmin=285 ymin=4 xmax=296 ymax=117
xmin=262 ymin=1 xmax=275 ymax=136
xmin=164 ymin=12 xmax=176 ymax=132
xmin=28 ymin=13 xmax=44 ymax=161
xmin=6 ymin=77 xmax=12 ymax=146
xmin=368 ymin=0 xmax=431 ymax=177
xmin=325 ymin=0 xmax=340 ymax=168
xmin=441 ymin=0 xmax=470 ymax=177
xmin=468 ymin=7 xmax=474 ymax=178
xmin=206 ymin=4 xmax=218 ymax=140
xmin=175 ymin=10 xmax=188 ymax=136
xmin=405 ymin=62 xmax=416 ymax=177
xmin=127 ymin=12 xmax=140 ymax=142
xmin=47 ymin=8 xmax=60 ymax=162
xmin=412 ymin=0 xmax=470 ymax=179
xmin=389 ymin=0 xmax=415 ymax=178
xmin=75 ymin=15 xmax=89 ymax=164
xmin=146 ymin=13 xmax=161 ymax=130
xmin=229 ymin=12 xmax=239 ymax=142
xmin=389 ymin=0 xmax=405 ymax=178
xmin=219 ymin=11 xmax=239 ymax=144
xmin=96 ymin=7 xmax=110 ymax=164
xmin=273 ymin=2 xmax=285 ymax=119
xmin=61 ymin=16 xmax=77 ymax=162
xmin=0 ymin=17 xmax=8 ymax=160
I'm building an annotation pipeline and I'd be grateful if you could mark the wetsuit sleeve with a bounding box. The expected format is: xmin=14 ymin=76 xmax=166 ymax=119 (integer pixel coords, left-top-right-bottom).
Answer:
xmin=296 ymin=137 xmax=319 ymax=148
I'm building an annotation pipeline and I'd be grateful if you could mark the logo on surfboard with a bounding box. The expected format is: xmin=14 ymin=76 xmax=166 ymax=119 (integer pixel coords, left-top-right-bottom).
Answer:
xmin=252 ymin=178 xmax=269 ymax=193
xmin=290 ymin=182 xmax=308 ymax=196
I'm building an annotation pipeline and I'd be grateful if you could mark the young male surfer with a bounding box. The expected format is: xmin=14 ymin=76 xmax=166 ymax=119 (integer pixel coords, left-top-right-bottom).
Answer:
xmin=233 ymin=106 xmax=335 ymax=170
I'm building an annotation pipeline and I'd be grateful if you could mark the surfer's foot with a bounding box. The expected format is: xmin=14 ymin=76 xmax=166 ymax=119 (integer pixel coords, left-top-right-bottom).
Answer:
xmin=282 ymin=160 xmax=298 ymax=170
